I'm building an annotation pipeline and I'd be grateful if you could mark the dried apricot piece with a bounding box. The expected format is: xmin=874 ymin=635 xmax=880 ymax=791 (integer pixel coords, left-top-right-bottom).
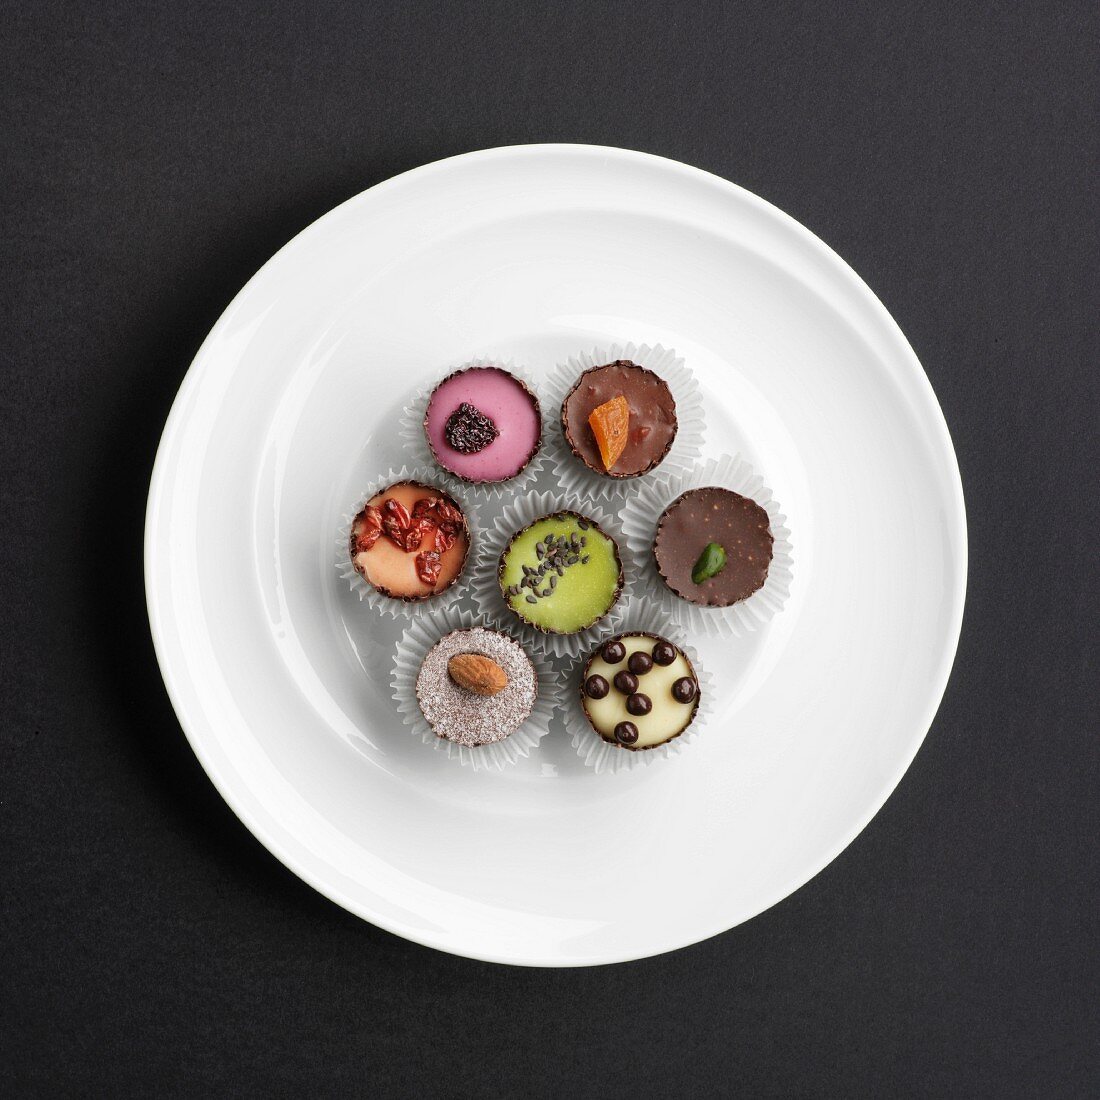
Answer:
xmin=588 ymin=395 xmax=629 ymax=471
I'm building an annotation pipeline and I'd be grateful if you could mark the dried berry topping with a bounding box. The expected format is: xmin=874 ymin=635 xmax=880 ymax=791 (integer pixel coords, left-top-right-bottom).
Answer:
xmin=381 ymin=498 xmax=412 ymax=548
xmin=412 ymin=496 xmax=460 ymax=527
xmin=613 ymin=670 xmax=638 ymax=695
xmin=672 ymin=677 xmax=698 ymax=704
xmin=627 ymin=651 xmax=653 ymax=676
xmin=353 ymin=504 xmax=383 ymax=552
xmin=601 ymin=640 xmax=626 ymax=664
xmin=433 ymin=524 xmax=458 ymax=553
xmin=408 ymin=517 xmax=440 ymax=553
xmin=614 ymin=721 xmax=639 ymax=745
xmin=584 ymin=674 xmax=610 ymax=700
xmin=415 ymin=550 xmax=442 ymax=586
xmin=382 ymin=497 xmax=411 ymax=527
xmin=432 ymin=499 xmax=465 ymax=527
xmin=651 ymin=641 xmax=677 ymax=666
xmin=625 ymin=693 xmax=652 ymax=716
xmin=444 ymin=402 xmax=499 ymax=454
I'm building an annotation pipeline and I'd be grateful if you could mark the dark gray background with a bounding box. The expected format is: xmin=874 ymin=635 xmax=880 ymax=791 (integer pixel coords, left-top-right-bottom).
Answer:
xmin=3 ymin=2 xmax=1097 ymax=1095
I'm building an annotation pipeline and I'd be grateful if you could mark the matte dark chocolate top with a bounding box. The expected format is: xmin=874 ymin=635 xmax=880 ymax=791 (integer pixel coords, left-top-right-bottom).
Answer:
xmin=654 ymin=487 xmax=773 ymax=606
xmin=561 ymin=361 xmax=677 ymax=477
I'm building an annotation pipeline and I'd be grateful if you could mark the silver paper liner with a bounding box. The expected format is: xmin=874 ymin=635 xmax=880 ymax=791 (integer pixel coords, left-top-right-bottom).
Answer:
xmin=620 ymin=453 xmax=793 ymax=638
xmin=336 ymin=465 xmax=478 ymax=619
xmin=469 ymin=489 xmax=632 ymax=660
xmin=391 ymin=607 xmax=561 ymax=772
xmin=544 ymin=342 xmax=707 ymax=500
xmin=397 ymin=356 xmax=545 ymax=502
xmin=561 ymin=602 xmax=715 ymax=774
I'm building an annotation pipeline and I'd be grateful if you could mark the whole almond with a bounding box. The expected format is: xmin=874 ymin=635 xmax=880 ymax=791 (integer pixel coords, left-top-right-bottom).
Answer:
xmin=447 ymin=652 xmax=508 ymax=696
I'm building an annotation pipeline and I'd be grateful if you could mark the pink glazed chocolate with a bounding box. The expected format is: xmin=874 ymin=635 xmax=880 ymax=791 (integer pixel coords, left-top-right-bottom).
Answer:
xmin=424 ymin=367 xmax=541 ymax=483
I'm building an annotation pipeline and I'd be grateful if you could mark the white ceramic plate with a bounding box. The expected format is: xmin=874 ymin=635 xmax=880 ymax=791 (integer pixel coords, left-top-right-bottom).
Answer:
xmin=145 ymin=145 xmax=966 ymax=966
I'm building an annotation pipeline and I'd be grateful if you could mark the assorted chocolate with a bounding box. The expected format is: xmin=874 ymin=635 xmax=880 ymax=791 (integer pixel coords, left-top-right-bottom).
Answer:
xmin=654 ymin=487 xmax=773 ymax=607
xmin=561 ymin=360 xmax=678 ymax=478
xmin=349 ymin=354 xmax=786 ymax=764
xmin=581 ymin=633 xmax=701 ymax=750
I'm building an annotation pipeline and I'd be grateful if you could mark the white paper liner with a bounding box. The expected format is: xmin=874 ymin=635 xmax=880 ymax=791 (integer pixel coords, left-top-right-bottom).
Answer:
xmin=397 ymin=356 xmax=546 ymax=502
xmin=391 ymin=607 xmax=561 ymax=772
xmin=336 ymin=466 xmax=479 ymax=619
xmin=469 ymin=489 xmax=633 ymax=660
xmin=543 ymin=342 xmax=707 ymax=500
xmin=561 ymin=602 xmax=716 ymax=774
xmin=620 ymin=453 xmax=793 ymax=638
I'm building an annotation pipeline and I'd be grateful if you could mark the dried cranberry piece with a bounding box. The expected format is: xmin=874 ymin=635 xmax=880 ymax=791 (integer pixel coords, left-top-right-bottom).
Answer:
xmin=431 ymin=499 xmax=465 ymax=527
xmin=402 ymin=518 xmax=438 ymax=552
xmin=380 ymin=497 xmax=412 ymax=547
xmin=382 ymin=497 xmax=411 ymax=527
xmin=353 ymin=504 xmax=382 ymax=552
xmin=415 ymin=550 xmax=442 ymax=586
xmin=434 ymin=524 xmax=458 ymax=553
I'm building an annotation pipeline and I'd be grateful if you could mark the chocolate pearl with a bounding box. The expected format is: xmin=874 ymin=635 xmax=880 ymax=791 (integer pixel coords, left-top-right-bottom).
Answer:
xmin=627 ymin=651 xmax=653 ymax=676
xmin=672 ymin=677 xmax=697 ymax=704
xmin=601 ymin=640 xmax=626 ymax=664
xmin=625 ymin=693 xmax=652 ymax=716
xmin=614 ymin=721 xmax=639 ymax=745
xmin=613 ymin=670 xmax=638 ymax=695
xmin=651 ymin=641 xmax=677 ymax=666
xmin=584 ymin=674 xmax=610 ymax=700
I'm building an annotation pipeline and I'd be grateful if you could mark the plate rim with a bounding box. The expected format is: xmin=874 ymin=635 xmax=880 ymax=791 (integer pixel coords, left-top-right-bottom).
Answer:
xmin=144 ymin=142 xmax=968 ymax=966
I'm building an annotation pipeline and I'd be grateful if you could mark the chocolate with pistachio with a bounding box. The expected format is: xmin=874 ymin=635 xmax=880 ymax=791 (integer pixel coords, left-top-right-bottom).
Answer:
xmin=653 ymin=487 xmax=772 ymax=607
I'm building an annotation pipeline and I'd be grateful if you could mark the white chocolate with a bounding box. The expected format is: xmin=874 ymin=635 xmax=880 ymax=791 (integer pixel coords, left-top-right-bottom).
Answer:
xmin=583 ymin=635 xmax=697 ymax=748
